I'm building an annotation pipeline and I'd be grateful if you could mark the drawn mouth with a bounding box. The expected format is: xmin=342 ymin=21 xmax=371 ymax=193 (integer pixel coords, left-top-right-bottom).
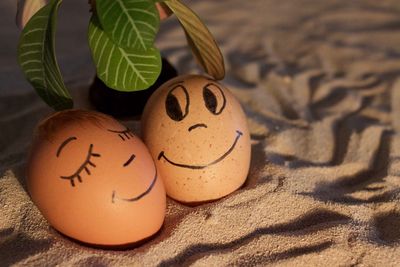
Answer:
xmin=158 ymin=130 xmax=243 ymax=170
xmin=188 ymin=123 xmax=208 ymax=132
xmin=111 ymin=165 xmax=158 ymax=203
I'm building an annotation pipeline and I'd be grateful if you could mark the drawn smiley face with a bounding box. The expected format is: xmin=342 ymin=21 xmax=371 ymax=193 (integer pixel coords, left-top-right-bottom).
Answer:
xmin=142 ymin=75 xmax=251 ymax=203
xmin=27 ymin=110 xmax=166 ymax=246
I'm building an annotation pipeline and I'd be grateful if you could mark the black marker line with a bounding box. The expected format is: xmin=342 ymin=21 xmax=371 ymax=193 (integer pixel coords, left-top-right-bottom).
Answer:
xmin=123 ymin=154 xmax=136 ymax=167
xmin=84 ymin=167 xmax=90 ymax=175
xmin=166 ymin=85 xmax=190 ymax=121
xmin=203 ymin=83 xmax=227 ymax=115
xmin=111 ymin=166 xmax=158 ymax=203
xmin=158 ymin=130 xmax=243 ymax=170
xmin=60 ymin=144 xmax=95 ymax=179
xmin=60 ymin=144 xmax=101 ymax=187
xmin=56 ymin=137 xmax=77 ymax=157
xmin=88 ymin=161 xmax=96 ymax=167
xmin=108 ymin=127 xmax=134 ymax=141
xmin=188 ymin=123 xmax=208 ymax=132
xmin=123 ymin=132 xmax=132 ymax=140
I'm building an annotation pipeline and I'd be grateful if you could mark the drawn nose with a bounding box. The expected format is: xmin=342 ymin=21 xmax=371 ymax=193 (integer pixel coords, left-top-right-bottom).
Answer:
xmin=188 ymin=123 xmax=208 ymax=132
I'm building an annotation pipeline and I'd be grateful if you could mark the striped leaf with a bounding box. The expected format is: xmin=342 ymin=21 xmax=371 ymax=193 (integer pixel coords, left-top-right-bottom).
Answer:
xmin=16 ymin=0 xmax=49 ymax=29
xmin=18 ymin=0 xmax=72 ymax=110
xmin=165 ymin=0 xmax=225 ymax=80
xmin=88 ymin=16 xmax=161 ymax=91
xmin=96 ymin=0 xmax=159 ymax=50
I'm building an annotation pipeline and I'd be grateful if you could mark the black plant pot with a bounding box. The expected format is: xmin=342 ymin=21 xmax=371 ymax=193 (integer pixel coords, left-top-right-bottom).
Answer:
xmin=89 ymin=58 xmax=178 ymax=117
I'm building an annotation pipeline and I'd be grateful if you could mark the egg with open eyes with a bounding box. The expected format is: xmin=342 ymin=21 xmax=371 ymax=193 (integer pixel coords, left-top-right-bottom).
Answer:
xmin=27 ymin=110 xmax=166 ymax=246
xmin=142 ymin=75 xmax=251 ymax=203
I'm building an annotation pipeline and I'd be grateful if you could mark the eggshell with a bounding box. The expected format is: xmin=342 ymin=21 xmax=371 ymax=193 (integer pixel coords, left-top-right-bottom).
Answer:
xmin=142 ymin=75 xmax=251 ymax=203
xmin=27 ymin=110 xmax=166 ymax=246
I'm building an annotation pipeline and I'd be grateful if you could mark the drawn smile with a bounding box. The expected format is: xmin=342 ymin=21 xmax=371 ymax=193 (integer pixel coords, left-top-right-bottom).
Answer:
xmin=111 ymin=164 xmax=158 ymax=203
xmin=158 ymin=130 xmax=243 ymax=170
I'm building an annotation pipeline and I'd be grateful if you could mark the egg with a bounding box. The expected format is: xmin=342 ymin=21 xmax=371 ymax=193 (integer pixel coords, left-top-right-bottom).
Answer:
xmin=142 ymin=75 xmax=251 ymax=203
xmin=27 ymin=110 xmax=166 ymax=246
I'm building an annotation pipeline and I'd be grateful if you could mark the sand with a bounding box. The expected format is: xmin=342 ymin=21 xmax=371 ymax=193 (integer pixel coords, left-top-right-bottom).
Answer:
xmin=2 ymin=0 xmax=400 ymax=265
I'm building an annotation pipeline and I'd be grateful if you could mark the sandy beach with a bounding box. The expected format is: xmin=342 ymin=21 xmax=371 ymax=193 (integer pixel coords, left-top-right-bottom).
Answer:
xmin=2 ymin=0 xmax=400 ymax=265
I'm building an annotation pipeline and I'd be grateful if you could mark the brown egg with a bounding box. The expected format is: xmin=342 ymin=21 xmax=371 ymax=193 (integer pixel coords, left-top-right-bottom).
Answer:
xmin=142 ymin=75 xmax=251 ymax=203
xmin=27 ymin=110 xmax=166 ymax=246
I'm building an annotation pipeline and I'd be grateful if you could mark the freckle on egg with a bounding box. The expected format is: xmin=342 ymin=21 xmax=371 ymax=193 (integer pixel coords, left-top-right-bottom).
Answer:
xmin=27 ymin=109 xmax=166 ymax=246
xmin=141 ymin=75 xmax=251 ymax=203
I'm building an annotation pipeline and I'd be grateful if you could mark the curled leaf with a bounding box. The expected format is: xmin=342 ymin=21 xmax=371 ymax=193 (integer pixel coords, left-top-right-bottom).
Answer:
xmin=16 ymin=0 xmax=49 ymax=29
xmin=156 ymin=2 xmax=172 ymax=20
xmin=165 ymin=0 xmax=225 ymax=80
xmin=18 ymin=0 xmax=73 ymax=110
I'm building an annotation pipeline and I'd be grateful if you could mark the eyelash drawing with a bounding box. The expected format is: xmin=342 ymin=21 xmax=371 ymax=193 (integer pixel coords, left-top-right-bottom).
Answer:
xmin=107 ymin=127 xmax=134 ymax=141
xmin=60 ymin=144 xmax=101 ymax=187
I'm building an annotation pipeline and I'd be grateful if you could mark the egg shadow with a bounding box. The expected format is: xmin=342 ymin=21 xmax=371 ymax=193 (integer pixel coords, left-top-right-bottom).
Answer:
xmin=371 ymin=211 xmax=400 ymax=246
xmin=0 ymin=230 xmax=54 ymax=266
xmin=243 ymin=136 xmax=268 ymax=188
xmin=10 ymin=162 xmax=30 ymax=194
xmin=51 ymin=222 xmax=166 ymax=252
xmin=50 ymin=198 xmax=195 ymax=252
xmin=5 ymin=125 xmax=268 ymax=253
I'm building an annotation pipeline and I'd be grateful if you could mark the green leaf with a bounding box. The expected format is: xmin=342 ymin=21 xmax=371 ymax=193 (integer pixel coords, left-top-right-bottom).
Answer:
xmin=165 ymin=0 xmax=225 ymax=80
xmin=88 ymin=16 xmax=161 ymax=92
xmin=18 ymin=0 xmax=72 ymax=110
xmin=16 ymin=0 xmax=49 ymax=29
xmin=96 ymin=0 xmax=159 ymax=50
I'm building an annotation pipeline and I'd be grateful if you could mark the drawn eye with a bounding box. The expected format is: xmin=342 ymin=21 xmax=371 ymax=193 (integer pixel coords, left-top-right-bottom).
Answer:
xmin=60 ymin=144 xmax=101 ymax=187
xmin=165 ymin=85 xmax=189 ymax=121
xmin=203 ymin=83 xmax=226 ymax=115
xmin=107 ymin=127 xmax=134 ymax=141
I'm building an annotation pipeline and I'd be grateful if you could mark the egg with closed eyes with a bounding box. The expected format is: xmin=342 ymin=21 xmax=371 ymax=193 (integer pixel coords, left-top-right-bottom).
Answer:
xmin=142 ymin=75 xmax=251 ymax=203
xmin=27 ymin=110 xmax=166 ymax=246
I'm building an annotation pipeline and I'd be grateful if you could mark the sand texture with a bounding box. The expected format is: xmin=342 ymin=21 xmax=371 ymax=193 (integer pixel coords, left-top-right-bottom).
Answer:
xmin=2 ymin=0 xmax=400 ymax=266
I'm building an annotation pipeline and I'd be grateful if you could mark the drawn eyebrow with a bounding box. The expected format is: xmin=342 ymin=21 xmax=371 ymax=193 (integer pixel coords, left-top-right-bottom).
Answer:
xmin=57 ymin=137 xmax=77 ymax=157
